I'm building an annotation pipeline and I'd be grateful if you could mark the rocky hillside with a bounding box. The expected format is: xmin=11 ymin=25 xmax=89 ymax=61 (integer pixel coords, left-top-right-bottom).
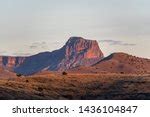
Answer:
xmin=70 ymin=52 xmax=150 ymax=74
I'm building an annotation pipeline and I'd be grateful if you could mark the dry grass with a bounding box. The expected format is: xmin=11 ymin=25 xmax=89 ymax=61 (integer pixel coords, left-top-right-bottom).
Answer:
xmin=0 ymin=73 xmax=150 ymax=100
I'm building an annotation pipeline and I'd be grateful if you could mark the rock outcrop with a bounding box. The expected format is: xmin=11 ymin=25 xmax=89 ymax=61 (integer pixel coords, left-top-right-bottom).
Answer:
xmin=0 ymin=56 xmax=26 ymax=71
xmin=57 ymin=37 xmax=104 ymax=70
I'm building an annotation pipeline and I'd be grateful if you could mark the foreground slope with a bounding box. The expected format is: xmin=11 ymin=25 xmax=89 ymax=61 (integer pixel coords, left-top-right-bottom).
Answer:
xmin=0 ymin=73 xmax=149 ymax=100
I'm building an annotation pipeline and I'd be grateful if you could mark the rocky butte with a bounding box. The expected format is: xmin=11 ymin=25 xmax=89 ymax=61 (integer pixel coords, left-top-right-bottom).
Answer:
xmin=0 ymin=37 xmax=104 ymax=75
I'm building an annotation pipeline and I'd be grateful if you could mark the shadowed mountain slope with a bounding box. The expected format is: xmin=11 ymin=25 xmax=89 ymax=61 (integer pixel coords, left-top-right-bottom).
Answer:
xmin=0 ymin=37 xmax=104 ymax=75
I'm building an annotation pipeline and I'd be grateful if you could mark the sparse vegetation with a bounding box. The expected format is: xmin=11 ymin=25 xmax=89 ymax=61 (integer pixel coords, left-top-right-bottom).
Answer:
xmin=62 ymin=71 xmax=68 ymax=75
xmin=38 ymin=87 xmax=43 ymax=92
xmin=16 ymin=73 xmax=22 ymax=77
xmin=0 ymin=73 xmax=149 ymax=100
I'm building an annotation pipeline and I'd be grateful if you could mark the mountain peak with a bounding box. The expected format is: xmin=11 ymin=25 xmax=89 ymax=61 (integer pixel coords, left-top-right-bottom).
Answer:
xmin=68 ymin=36 xmax=86 ymax=41
xmin=66 ymin=36 xmax=96 ymax=45
xmin=1 ymin=37 xmax=104 ymax=75
xmin=52 ymin=37 xmax=104 ymax=71
xmin=64 ymin=37 xmax=103 ymax=59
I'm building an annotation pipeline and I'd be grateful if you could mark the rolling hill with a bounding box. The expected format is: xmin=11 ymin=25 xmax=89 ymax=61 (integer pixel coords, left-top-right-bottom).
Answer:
xmin=69 ymin=52 xmax=150 ymax=74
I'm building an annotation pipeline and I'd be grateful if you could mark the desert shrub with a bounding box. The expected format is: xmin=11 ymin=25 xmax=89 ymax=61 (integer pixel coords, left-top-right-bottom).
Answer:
xmin=37 ymin=92 xmax=44 ymax=96
xmin=62 ymin=71 xmax=67 ymax=75
xmin=120 ymin=72 xmax=124 ymax=74
xmin=26 ymin=80 xmax=29 ymax=83
xmin=38 ymin=87 xmax=43 ymax=92
xmin=16 ymin=73 xmax=22 ymax=77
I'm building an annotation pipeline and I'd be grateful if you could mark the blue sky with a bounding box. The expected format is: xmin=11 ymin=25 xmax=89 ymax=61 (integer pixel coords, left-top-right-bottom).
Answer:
xmin=0 ymin=0 xmax=150 ymax=58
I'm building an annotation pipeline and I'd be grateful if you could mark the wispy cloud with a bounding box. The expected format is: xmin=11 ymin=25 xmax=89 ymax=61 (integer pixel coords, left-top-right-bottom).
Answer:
xmin=13 ymin=52 xmax=32 ymax=56
xmin=0 ymin=51 xmax=7 ymax=55
xmin=99 ymin=40 xmax=136 ymax=46
xmin=29 ymin=42 xmax=48 ymax=49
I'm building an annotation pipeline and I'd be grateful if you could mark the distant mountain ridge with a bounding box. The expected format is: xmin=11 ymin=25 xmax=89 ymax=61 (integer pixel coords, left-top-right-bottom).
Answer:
xmin=0 ymin=37 xmax=104 ymax=75
xmin=0 ymin=37 xmax=150 ymax=75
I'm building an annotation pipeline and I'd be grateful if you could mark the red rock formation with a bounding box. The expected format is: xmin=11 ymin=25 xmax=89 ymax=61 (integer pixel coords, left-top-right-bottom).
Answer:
xmin=0 ymin=56 xmax=26 ymax=70
xmin=58 ymin=37 xmax=104 ymax=70
xmin=65 ymin=37 xmax=103 ymax=59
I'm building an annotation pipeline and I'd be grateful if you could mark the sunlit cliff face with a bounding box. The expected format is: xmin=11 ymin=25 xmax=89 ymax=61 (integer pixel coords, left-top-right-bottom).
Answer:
xmin=65 ymin=37 xmax=104 ymax=59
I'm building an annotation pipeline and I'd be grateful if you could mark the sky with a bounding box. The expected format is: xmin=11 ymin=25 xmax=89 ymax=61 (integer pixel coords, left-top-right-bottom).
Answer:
xmin=0 ymin=0 xmax=150 ymax=58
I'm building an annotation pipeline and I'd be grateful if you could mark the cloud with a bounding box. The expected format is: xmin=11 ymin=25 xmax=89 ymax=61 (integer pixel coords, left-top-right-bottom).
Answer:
xmin=99 ymin=40 xmax=136 ymax=46
xmin=0 ymin=51 xmax=7 ymax=55
xmin=29 ymin=42 xmax=48 ymax=49
xmin=13 ymin=52 xmax=32 ymax=56
xmin=52 ymin=41 xmax=61 ymax=45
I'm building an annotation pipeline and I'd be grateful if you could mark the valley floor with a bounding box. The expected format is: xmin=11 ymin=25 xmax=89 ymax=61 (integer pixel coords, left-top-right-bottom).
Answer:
xmin=0 ymin=73 xmax=150 ymax=100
